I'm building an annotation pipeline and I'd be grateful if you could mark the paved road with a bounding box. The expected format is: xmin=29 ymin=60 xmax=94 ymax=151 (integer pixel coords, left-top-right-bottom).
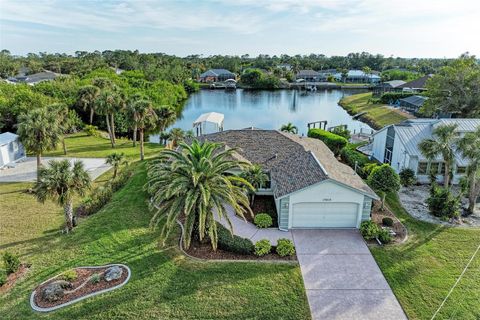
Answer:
xmin=292 ymin=229 xmax=407 ymax=320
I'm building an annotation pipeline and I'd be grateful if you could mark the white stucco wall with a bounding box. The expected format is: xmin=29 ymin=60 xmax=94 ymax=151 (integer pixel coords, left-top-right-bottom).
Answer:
xmin=286 ymin=180 xmax=366 ymax=229
xmin=371 ymin=129 xmax=387 ymax=163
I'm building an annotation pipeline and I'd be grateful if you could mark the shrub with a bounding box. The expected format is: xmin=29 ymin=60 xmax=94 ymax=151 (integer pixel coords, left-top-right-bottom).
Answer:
xmin=399 ymin=168 xmax=416 ymax=187
xmin=254 ymin=239 xmax=272 ymax=256
xmin=426 ymin=184 xmax=461 ymax=218
xmin=62 ymin=269 xmax=78 ymax=282
xmin=308 ymin=129 xmax=348 ymax=156
xmin=254 ymin=213 xmax=273 ymax=228
xmin=379 ymin=92 xmax=415 ymax=104
xmin=90 ymin=273 xmax=101 ymax=284
xmin=3 ymin=251 xmax=20 ymax=275
xmin=340 ymin=145 xmax=373 ymax=177
xmin=360 ymin=221 xmax=380 ymax=240
xmin=84 ymin=124 xmax=99 ymax=136
xmin=382 ymin=217 xmax=394 ymax=227
xmin=0 ymin=271 xmax=7 ymax=286
xmin=276 ymin=239 xmax=295 ymax=257
xmin=217 ymin=223 xmax=254 ymax=255
xmin=368 ymin=164 xmax=401 ymax=209
xmin=363 ymin=163 xmax=379 ymax=177
xmin=378 ymin=229 xmax=393 ymax=244
xmin=331 ymin=126 xmax=351 ymax=140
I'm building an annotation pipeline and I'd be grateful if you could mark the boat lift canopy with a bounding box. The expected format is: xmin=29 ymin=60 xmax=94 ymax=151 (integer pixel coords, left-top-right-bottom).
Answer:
xmin=193 ymin=112 xmax=224 ymax=136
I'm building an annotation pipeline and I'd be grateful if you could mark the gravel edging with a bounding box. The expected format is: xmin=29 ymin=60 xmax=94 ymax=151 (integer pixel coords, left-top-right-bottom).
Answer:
xmin=30 ymin=264 xmax=131 ymax=313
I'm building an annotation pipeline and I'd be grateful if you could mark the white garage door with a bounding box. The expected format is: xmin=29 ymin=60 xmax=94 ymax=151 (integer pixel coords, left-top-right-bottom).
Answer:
xmin=292 ymin=202 xmax=359 ymax=228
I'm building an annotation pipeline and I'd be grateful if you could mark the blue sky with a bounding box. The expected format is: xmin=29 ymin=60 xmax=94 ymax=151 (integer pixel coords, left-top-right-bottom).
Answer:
xmin=0 ymin=0 xmax=478 ymax=58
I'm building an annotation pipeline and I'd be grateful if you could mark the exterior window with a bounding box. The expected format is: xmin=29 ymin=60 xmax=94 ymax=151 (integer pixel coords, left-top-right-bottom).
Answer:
xmin=384 ymin=149 xmax=393 ymax=164
xmin=417 ymin=162 xmax=428 ymax=175
xmin=456 ymin=166 xmax=467 ymax=174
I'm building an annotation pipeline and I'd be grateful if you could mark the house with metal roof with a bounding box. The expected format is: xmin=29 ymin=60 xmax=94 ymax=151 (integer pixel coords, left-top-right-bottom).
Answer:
xmin=398 ymin=95 xmax=428 ymax=114
xmin=194 ymin=128 xmax=378 ymax=230
xmin=370 ymin=119 xmax=480 ymax=184
xmin=334 ymin=70 xmax=381 ymax=84
xmin=372 ymin=80 xmax=407 ymax=96
xmin=396 ymin=74 xmax=433 ymax=92
xmin=199 ymin=69 xmax=236 ymax=83
xmin=6 ymin=71 xmax=59 ymax=86
xmin=0 ymin=132 xmax=26 ymax=168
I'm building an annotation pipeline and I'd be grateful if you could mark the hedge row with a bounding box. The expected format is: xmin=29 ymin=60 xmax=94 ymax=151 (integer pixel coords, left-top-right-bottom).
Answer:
xmin=217 ymin=223 xmax=254 ymax=255
xmin=340 ymin=145 xmax=374 ymax=178
xmin=379 ymin=92 xmax=415 ymax=104
xmin=307 ymin=129 xmax=348 ymax=156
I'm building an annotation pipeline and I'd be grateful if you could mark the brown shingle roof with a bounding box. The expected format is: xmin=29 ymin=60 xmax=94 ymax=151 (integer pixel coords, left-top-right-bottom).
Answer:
xmin=194 ymin=129 xmax=377 ymax=199
xmin=397 ymin=74 xmax=433 ymax=89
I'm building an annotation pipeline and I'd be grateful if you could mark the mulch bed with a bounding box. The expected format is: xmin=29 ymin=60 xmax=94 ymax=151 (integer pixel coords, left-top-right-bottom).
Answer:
xmin=371 ymin=200 xmax=407 ymax=244
xmin=33 ymin=266 xmax=128 ymax=308
xmin=247 ymin=195 xmax=278 ymax=227
xmin=185 ymin=240 xmax=296 ymax=261
xmin=0 ymin=264 xmax=30 ymax=294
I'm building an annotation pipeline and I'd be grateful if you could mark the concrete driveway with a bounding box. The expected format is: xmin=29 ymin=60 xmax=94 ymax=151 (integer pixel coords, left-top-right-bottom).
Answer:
xmin=292 ymin=229 xmax=407 ymax=320
xmin=0 ymin=157 xmax=111 ymax=182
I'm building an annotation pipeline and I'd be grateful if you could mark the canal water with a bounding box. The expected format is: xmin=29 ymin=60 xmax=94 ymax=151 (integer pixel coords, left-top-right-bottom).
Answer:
xmin=151 ymin=88 xmax=372 ymax=142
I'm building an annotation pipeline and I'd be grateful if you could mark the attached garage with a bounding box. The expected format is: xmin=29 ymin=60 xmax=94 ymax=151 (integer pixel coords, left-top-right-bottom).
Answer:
xmin=291 ymin=202 xmax=359 ymax=228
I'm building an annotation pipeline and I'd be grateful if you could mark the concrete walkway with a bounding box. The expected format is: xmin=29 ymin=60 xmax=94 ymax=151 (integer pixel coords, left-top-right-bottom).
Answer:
xmin=292 ymin=230 xmax=407 ymax=320
xmin=215 ymin=205 xmax=292 ymax=245
xmin=0 ymin=157 xmax=111 ymax=182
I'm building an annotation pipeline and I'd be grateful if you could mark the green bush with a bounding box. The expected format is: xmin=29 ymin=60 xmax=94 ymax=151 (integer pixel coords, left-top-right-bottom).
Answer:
xmin=217 ymin=223 xmax=254 ymax=255
xmin=382 ymin=217 xmax=394 ymax=227
xmin=399 ymin=168 xmax=416 ymax=187
xmin=3 ymin=251 xmax=20 ymax=275
xmin=62 ymin=269 xmax=78 ymax=282
xmin=380 ymin=92 xmax=415 ymax=104
xmin=363 ymin=163 xmax=379 ymax=177
xmin=308 ymin=129 xmax=348 ymax=156
xmin=331 ymin=127 xmax=351 ymax=140
xmin=340 ymin=145 xmax=373 ymax=177
xmin=360 ymin=221 xmax=380 ymax=240
xmin=276 ymin=238 xmax=295 ymax=257
xmin=84 ymin=124 xmax=99 ymax=136
xmin=426 ymin=184 xmax=461 ymax=218
xmin=0 ymin=271 xmax=7 ymax=286
xmin=90 ymin=273 xmax=101 ymax=284
xmin=378 ymin=229 xmax=393 ymax=244
xmin=254 ymin=213 xmax=273 ymax=228
xmin=254 ymin=239 xmax=272 ymax=256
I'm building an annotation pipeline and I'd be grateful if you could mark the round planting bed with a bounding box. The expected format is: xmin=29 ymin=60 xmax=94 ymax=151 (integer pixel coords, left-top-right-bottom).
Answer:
xmin=30 ymin=264 xmax=131 ymax=312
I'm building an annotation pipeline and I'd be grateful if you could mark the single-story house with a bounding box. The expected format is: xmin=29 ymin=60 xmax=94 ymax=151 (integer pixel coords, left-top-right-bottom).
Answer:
xmin=0 ymin=132 xmax=26 ymax=168
xmin=199 ymin=69 xmax=236 ymax=83
xmin=398 ymin=95 xmax=428 ymax=114
xmin=6 ymin=71 xmax=59 ymax=86
xmin=195 ymin=128 xmax=379 ymax=230
xmin=296 ymin=70 xmax=322 ymax=82
xmin=372 ymin=80 xmax=406 ymax=96
xmin=395 ymin=74 xmax=433 ymax=93
xmin=370 ymin=119 xmax=480 ymax=184
xmin=333 ymin=70 xmax=381 ymax=84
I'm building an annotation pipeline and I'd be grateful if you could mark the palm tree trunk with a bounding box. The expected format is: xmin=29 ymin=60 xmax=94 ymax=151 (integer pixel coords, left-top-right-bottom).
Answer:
xmin=140 ymin=129 xmax=145 ymax=161
xmin=468 ymin=173 xmax=477 ymax=213
xmin=113 ymin=166 xmax=118 ymax=179
xmin=132 ymin=124 xmax=137 ymax=147
xmin=110 ymin=113 xmax=116 ymax=145
xmin=89 ymin=108 xmax=94 ymax=124
xmin=62 ymin=137 xmax=67 ymax=155
xmin=36 ymin=153 xmax=42 ymax=180
xmin=64 ymin=200 xmax=74 ymax=232
xmin=444 ymin=162 xmax=450 ymax=188
xmin=105 ymin=115 xmax=114 ymax=148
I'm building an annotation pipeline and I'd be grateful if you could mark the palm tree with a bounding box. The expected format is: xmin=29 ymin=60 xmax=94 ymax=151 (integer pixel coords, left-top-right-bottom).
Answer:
xmin=457 ymin=127 xmax=480 ymax=213
xmin=280 ymin=122 xmax=298 ymax=134
xmin=17 ymin=108 xmax=61 ymax=179
xmin=419 ymin=124 xmax=458 ymax=188
xmin=131 ymin=99 xmax=158 ymax=160
xmin=159 ymin=131 xmax=171 ymax=146
xmin=47 ymin=103 xmax=76 ymax=155
xmin=126 ymin=93 xmax=144 ymax=147
xmin=169 ymin=128 xmax=185 ymax=148
xmin=77 ymin=85 xmax=100 ymax=124
xmin=34 ymin=159 xmax=91 ymax=232
xmin=240 ymin=164 xmax=269 ymax=204
xmin=146 ymin=140 xmax=253 ymax=250
xmin=95 ymin=89 xmax=123 ymax=148
xmin=185 ymin=129 xmax=195 ymax=139
xmin=105 ymin=152 xmax=127 ymax=179
xmin=155 ymin=106 xmax=177 ymax=133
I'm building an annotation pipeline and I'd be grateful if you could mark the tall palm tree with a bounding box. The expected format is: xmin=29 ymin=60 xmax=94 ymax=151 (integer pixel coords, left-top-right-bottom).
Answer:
xmin=47 ymin=103 xmax=76 ymax=156
xmin=77 ymin=85 xmax=100 ymax=124
xmin=34 ymin=160 xmax=91 ymax=232
xmin=419 ymin=124 xmax=458 ymax=188
xmin=155 ymin=106 xmax=177 ymax=133
xmin=126 ymin=93 xmax=144 ymax=147
xmin=280 ymin=122 xmax=298 ymax=134
xmin=240 ymin=164 xmax=269 ymax=204
xmin=95 ymin=89 xmax=123 ymax=148
xmin=105 ymin=152 xmax=128 ymax=179
xmin=457 ymin=127 xmax=480 ymax=213
xmin=146 ymin=140 xmax=253 ymax=250
xmin=169 ymin=128 xmax=185 ymax=148
xmin=131 ymin=99 xmax=158 ymax=160
xmin=17 ymin=108 xmax=61 ymax=179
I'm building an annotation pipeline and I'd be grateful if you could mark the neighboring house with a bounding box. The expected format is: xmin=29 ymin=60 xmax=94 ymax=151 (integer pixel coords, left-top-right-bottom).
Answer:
xmin=199 ymin=69 xmax=236 ymax=83
xmin=6 ymin=71 xmax=59 ymax=85
xmin=194 ymin=128 xmax=379 ymax=230
xmin=296 ymin=70 xmax=322 ymax=82
xmin=398 ymin=95 xmax=428 ymax=114
xmin=334 ymin=70 xmax=381 ymax=84
xmin=0 ymin=132 xmax=26 ymax=168
xmin=372 ymin=80 xmax=406 ymax=96
xmin=370 ymin=119 xmax=480 ymax=184
xmin=396 ymin=74 xmax=433 ymax=92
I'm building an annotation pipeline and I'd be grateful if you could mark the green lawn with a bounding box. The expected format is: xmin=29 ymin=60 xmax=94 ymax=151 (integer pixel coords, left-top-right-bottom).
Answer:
xmin=339 ymin=92 xmax=413 ymax=129
xmin=372 ymin=193 xmax=480 ymax=320
xmin=43 ymin=132 xmax=163 ymax=161
xmin=0 ymin=164 xmax=310 ymax=320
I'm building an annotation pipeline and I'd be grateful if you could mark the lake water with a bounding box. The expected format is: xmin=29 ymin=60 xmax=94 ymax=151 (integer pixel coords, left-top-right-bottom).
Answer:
xmin=151 ymin=89 xmax=372 ymax=142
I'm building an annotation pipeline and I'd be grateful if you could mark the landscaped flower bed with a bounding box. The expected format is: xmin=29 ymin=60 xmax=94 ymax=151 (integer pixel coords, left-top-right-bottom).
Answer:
xmin=31 ymin=264 xmax=130 ymax=312
xmin=370 ymin=201 xmax=407 ymax=244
